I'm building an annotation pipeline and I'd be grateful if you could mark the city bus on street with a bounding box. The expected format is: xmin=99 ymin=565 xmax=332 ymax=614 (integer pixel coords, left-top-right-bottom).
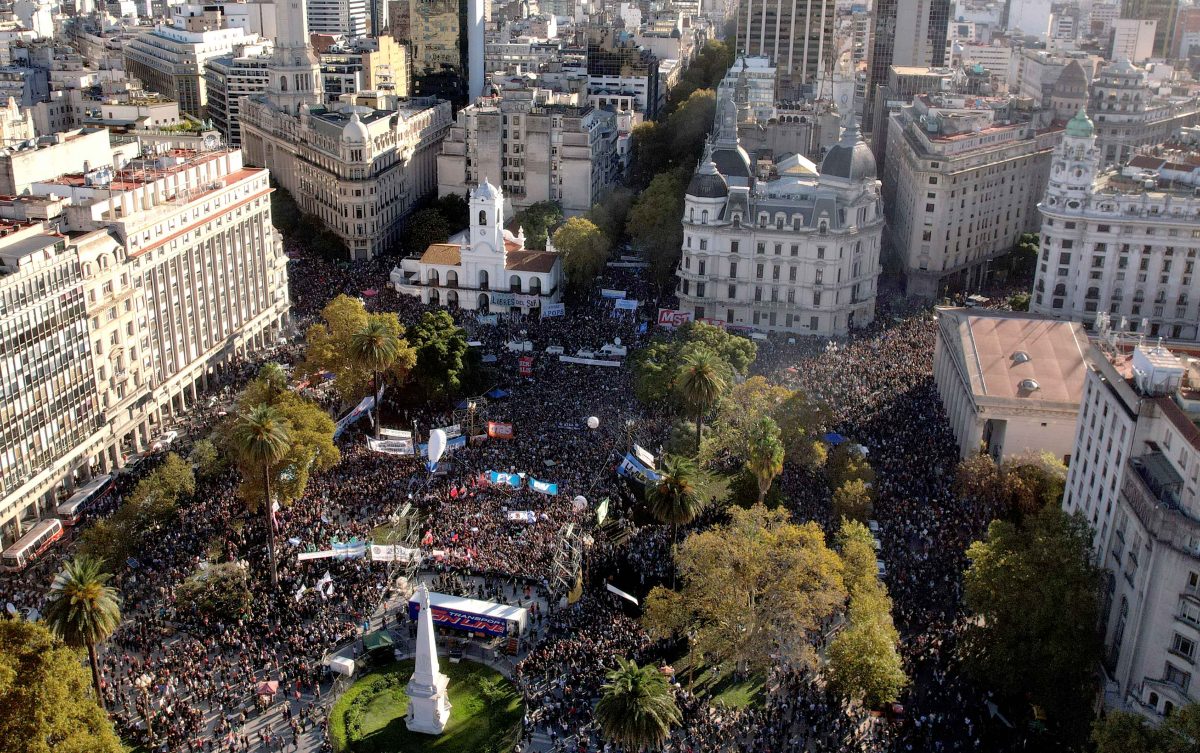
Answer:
xmin=55 ymin=474 xmax=114 ymax=526
xmin=1 ymin=518 xmax=63 ymax=572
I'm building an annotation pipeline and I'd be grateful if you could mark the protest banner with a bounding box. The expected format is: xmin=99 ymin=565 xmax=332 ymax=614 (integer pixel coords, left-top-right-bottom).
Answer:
xmin=487 ymin=421 xmax=514 ymax=439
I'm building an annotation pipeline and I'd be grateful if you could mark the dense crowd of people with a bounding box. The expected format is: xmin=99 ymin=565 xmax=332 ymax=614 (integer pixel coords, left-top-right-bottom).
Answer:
xmin=0 ymin=233 xmax=1032 ymax=753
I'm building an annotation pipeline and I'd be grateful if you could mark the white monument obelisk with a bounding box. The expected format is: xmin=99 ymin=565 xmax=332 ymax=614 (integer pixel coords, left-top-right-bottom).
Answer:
xmin=405 ymin=584 xmax=451 ymax=734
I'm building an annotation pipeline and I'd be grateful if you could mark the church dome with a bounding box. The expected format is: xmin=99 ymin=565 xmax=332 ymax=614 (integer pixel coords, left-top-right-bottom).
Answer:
xmin=342 ymin=112 xmax=370 ymax=143
xmin=1065 ymin=109 xmax=1094 ymax=138
xmin=473 ymin=178 xmax=499 ymax=201
xmin=820 ymin=118 xmax=876 ymax=181
xmin=687 ymin=158 xmax=728 ymax=198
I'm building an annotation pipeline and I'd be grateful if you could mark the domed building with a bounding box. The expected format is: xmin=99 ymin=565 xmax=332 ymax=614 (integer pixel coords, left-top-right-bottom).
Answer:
xmin=673 ymin=90 xmax=883 ymax=337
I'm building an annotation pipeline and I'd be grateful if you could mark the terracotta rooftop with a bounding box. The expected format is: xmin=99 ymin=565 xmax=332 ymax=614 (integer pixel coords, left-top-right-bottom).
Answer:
xmin=417 ymin=242 xmax=558 ymax=273
xmin=506 ymin=248 xmax=558 ymax=273
xmin=419 ymin=243 xmax=462 ymax=266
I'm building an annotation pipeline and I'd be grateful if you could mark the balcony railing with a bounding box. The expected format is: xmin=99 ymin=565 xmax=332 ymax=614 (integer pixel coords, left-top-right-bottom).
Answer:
xmin=1122 ymin=460 xmax=1200 ymax=556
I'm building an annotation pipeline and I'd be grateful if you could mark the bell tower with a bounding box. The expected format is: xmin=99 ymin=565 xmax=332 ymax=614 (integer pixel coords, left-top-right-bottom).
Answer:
xmin=1048 ymin=109 xmax=1099 ymax=200
xmin=266 ymin=0 xmax=323 ymax=114
xmin=469 ymin=179 xmax=506 ymax=259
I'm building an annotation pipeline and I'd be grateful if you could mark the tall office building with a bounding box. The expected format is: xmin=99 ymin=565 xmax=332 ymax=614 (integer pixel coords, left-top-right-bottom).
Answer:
xmin=307 ymin=0 xmax=370 ymax=38
xmin=0 ymin=132 xmax=291 ymax=548
xmin=864 ymin=0 xmax=952 ymax=132
xmin=393 ymin=0 xmax=485 ymax=107
xmin=1121 ymin=0 xmax=1180 ymax=57
xmin=733 ymin=0 xmax=834 ymax=98
xmin=1063 ymin=342 xmax=1200 ymax=718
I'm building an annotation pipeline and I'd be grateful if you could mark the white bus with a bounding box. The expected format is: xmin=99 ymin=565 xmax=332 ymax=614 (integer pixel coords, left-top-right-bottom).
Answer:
xmin=1 ymin=518 xmax=63 ymax=572
xmin=55 ymin=474 xmax=114 ymax=526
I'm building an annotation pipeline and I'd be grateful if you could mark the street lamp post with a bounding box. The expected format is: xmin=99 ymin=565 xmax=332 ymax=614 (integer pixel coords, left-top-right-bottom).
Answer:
xmin=134 ymin=673 xmax=154 ymax=742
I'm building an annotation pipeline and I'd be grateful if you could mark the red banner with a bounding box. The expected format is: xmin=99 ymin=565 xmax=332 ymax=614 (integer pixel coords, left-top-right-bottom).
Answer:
xmin=518 ymin=356 xmax=533 ymax=376
xmin=487 ymin=421 xmax=514 ymax=439
xmin=657 ymin=308 xmax=693 ymax=328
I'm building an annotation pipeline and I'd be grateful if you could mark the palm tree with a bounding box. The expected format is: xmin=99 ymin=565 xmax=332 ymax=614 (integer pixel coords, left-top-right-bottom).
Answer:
xmin=746 ymin=416 xmax=785 ymax=505
xmin=349 ymin=319 xmax=402 ymax=439
xmin=646 ymin=454 xmax=706 ymax=588
xmin=257 ymin=362 xmax=288 ymax=404
xmin=675 ymin=349 xmax=728 ymax=451
xmin=231 ymin=404 xmax=292 ymax=588
xmin=43 ymin=556 xmax=122 ymax=708
xmin=595 ymin=657 xmax=681 ymax=751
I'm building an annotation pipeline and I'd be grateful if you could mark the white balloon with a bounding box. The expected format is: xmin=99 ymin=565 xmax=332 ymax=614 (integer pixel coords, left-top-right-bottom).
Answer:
xmin=586 ymin=416 xmax=600 ymax=429
xmin=614 ymin=337 xmax=622 ymax=346
xmin=572 ymin=495 xmax=587 ymax=512
xmin=427 ymin=429 xmax=448 ymax=464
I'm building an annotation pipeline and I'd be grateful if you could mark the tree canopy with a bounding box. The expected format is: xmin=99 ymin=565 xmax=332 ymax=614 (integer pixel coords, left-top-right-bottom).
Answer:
xmin=552 ymin=217 xmax=611 ymax=288
xmin=407 ymin=309 xmax=474 ymax=398
xmin=627 ymin=168 xmax=688 ymax=284
xmin=745 ymin=416 xmax=784 ymax=505
xmin=230 ymin=388 xmax=338 ymax=512
xmin=586 ymin=187 xmax=634 ymax=247
xmin=77 ymin=453 xmax=195 ymax=567
xmin=0 ymin=619 xmax=123 ymax=753
xmin=954 ymin=451 xmax=1067 ymax=524
xmin=826 ymin=520 xmax=907 ymax=708
xmin=512 ymin=201 xmax=563 ymax=251
xmin=632 ymin=321 xmax=756 ymax=408
xmin=703 ymin=377 xmax=827 ymax=473
xmin=1093 ymin=705 xmax=1200 ymax=753
xmin=406 ymin=207 xmax=451 ymax=255
xmin=594 ymin=657 xmax=682 ymax=750
xmin=644 ymin=504 xmax=846 ymax=673
xmin=962 ymin=505 xmax=1102 ymax=740
xmin=298 ymin=295 xmax=416 ymax=407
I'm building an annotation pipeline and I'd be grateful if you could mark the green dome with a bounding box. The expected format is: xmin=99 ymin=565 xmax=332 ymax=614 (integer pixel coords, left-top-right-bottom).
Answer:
xmin=1066 ymin=109 xmax=1094 ymax=138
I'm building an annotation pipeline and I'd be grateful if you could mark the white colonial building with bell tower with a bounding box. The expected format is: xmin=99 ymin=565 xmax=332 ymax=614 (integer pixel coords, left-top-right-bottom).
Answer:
xmin=1032 ymin=110 xmax=1200 ymax=342
xmin=239 ymin=0 xmax=452 ymax=260
xmin=390 ymin=180 xmax=564 ymax=314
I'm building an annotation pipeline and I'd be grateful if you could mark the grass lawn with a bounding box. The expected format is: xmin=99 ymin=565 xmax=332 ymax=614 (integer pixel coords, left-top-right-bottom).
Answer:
xmin=330 ymin=659 xmax=523 ymax=753
xmin=664 ymin=647 xmax=766 ymax=711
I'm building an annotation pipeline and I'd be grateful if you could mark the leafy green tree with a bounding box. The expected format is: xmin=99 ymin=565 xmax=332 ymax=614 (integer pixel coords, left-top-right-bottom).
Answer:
xmin=1092 ymin=711 xmax=1158 ymax=753
xmin=512 ymin=201 xmax=563 ymax=250
xmin=665 ymin=89 xmax=716 ymax=165
xmin=406 ymin=208 xmax=451 ymax=255
xmin=42 ymin=556 xmax=122 ymax=707
xmin=675 ymin=348 xmax=730 ymax=451
xmin=644 ymin=505 xmax=846 ymax=672
xmin=231 ymin=404 xmax=292 ymax=588
xmin=629 ymin=121 xmax=669 ymax=187
xmin=833 ymin=478 xmax=874 ymax=523
xmin=745 ymin=416 xmax=784 ymax=505
xmin=1009 ymin=232 xmax=1040 ymax=280
xmin=434 ymin=192 xmax=469 ymax=232
xmin=647 ymin=455 xmax=707 ymax=586
xmin=826 ymin=610 xmax=907 ymax=708
xmin=955 ymin=452 xmax=1066 ymax=523
xmin=1092 ymin=704 xmax=1200 ymax=753
xmin=0 ymin=619 xmax=123 ymax=753
xmin=594 ymin=657 xmax=682 ymax=750
xmin=1009 ymin=292 xmax=1031 ymax=311
xmin=408 ymin=310 xmax=472 ymax=397
xmin=188 ymin=438 xmax=224 ymax=479
xmin=826 ymin=443 xmax=876 ymax=492
xmin=552 ymin=217 xmax=611 ymax=288
xmin=827 ymin=520 xmax=907 ymax=708
xmin=631 ymin=322 xmax=756 ymax=408
xmin=836 ymin=519 xmax=879 ymax=598
xmin=350 ymin=318 xmax=414 ymax=438
xmin=77 ymin=453 xmax=194 ymax=566
xmin=299 ymin=296 xmax=416 ymax=407
xmin=627 ymin=168 xmax=688 ymax=283
xmin=175 ymin=562 xmax=253 ymax=621
xmin=962 ymin=505 xmax=1102 ymax=741
xmin=587 ymin=187 xmax=635 ymax=245
xmin=702 ymin=377 xmax=821 ymax=470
